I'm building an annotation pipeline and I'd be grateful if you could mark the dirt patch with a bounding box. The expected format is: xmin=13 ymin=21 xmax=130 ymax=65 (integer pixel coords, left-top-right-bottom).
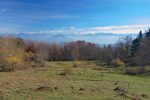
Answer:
xmin=54 ymin=86 xmax=58 ymax=90
xmin=59 ymin=72 xmax=73 ymax=76
xmin=113 ymin=86 xmax=127 ymax=96
xmin=35 ymin=86 xmax=53 ymax=92
xmin=79 ymin=87 xmax=85 ymax=91
xmin=70 ymin=86 xmax=74 ymax=89
xmin=59 ymin=72 xmax=67 ymax=76
xmin=89 ymin=88 xmax=102 ymax=93
xmin=113 ymin=86 xmax=145 ymax=100
xmin=141 ymin=94 xmax=148 ymax=98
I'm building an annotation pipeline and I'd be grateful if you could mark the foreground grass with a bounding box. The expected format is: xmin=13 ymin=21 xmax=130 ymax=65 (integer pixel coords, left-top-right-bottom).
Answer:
xmin=0 ymin=61 xmax=149 ymax=100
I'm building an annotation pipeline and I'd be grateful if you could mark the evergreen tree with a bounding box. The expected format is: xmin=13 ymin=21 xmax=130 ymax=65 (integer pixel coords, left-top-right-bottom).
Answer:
xmin=130 ymin=31 xmax=143 ymax=57
xmin=145 ymin=29 xmax=150 ymax=38
xmin=138 ymin=31 xmax=143 ymax=39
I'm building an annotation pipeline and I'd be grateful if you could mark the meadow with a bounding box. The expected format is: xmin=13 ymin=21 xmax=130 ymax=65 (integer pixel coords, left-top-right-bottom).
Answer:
xmin=0 ymin=61 xmax=149 ymax=100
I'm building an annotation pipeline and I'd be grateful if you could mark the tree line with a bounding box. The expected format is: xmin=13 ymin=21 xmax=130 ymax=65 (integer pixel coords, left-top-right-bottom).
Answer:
xmin=26 ymin=29 xmax=150 ymax=67
xmin=0 ymin=29 xmax=150 ymax=72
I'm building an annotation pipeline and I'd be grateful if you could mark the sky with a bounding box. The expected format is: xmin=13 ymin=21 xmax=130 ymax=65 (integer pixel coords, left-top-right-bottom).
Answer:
xmin=0 ymin=0 xmax=150 ymax=34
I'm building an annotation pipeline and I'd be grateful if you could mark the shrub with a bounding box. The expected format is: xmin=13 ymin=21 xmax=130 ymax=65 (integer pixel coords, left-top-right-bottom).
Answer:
xmin=36 ymin=79 xmax=56 ymax=92
xmin=125 ymin=68 xmax=139 ymax=75
xmin=0 ymin=55 xmax=27 ymax=72
xmin=25 ymin=43 xmax=37 ymax=54
xmin=33 ymin=54 xmax=46 ymax=67
xmin=111 ymin=58 xmax=125 ymax=67
xmin=73 ymin=60 xmax=81 ymax=67
xmin=0 ymin=38 xmax=36 ymax=72
xmin=60 ymin=66 xmax=72 ymax=76
xmin=125 ymin=66 xmax=147 ymax=75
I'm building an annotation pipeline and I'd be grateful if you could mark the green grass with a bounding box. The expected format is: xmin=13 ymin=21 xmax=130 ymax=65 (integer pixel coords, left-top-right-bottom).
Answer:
xmin=0 ymin=61 xmax=150 ymax=100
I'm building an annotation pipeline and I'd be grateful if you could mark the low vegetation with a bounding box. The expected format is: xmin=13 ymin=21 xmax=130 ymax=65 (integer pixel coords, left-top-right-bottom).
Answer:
xmin=111 ymin=58 xmax=125 ymax=67
xmin=0 ymin=37 xmax=46 ymax=72
xmin=0 ymin=61 xmax=149 ymax=100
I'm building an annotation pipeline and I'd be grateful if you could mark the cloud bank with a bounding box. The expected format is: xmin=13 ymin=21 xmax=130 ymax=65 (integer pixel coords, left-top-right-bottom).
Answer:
xmin=26 ymin=24 xmax=150 ymax=35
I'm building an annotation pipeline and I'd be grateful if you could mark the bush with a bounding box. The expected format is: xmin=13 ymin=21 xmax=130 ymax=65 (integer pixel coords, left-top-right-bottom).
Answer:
xmin=125 ymin=67 xmax=140 ymax=75
xmin=36 ymin=79 xmax=57 ymax=92
xmin=60 ymin=66 xmax=72 ymax=76
xmin=0 ymin=38 xmax=36 ymax=72
xmin=73 ymin=60 xmax=81 ymax=67
xmin=111 ymin=58 xmax=125 ymax=67
xmin=125 ymin=66 xmax=148 ymax=75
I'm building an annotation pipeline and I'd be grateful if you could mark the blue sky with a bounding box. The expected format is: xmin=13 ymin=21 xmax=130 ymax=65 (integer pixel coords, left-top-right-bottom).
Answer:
xmin=0 ymin=0 xmax=150 ymax=34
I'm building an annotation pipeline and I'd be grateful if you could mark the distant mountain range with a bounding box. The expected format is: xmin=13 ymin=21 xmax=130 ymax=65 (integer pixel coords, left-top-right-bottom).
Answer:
xmin=0 ymin=33 xmax=137 ymax=45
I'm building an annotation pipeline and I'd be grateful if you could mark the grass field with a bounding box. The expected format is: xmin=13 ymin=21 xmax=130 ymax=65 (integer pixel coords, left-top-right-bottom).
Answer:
xmin=0 ymin=61 xmax=149 ymax=100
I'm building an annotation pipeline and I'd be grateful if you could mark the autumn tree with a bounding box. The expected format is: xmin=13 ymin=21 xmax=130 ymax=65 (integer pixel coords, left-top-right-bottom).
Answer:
xmin=63 ymin=42 xmax=80 ymax=60
xmin=48 ymin=43 xmax=62 ymax=61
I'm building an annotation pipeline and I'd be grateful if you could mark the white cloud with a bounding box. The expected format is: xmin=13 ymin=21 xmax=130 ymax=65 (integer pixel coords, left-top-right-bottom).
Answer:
xmin=83 ymin=25 xmax=150 ymax=34
xmin=25 ymin=24 xmax=150 ymax=35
